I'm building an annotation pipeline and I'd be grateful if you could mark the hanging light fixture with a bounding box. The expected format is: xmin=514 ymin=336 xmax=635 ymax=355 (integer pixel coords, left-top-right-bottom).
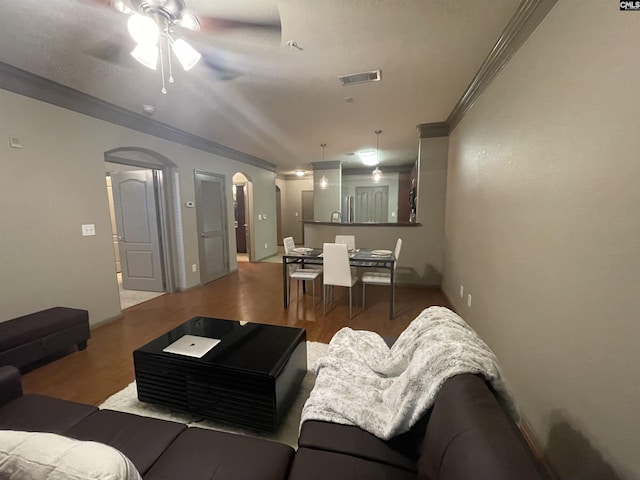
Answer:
xmin=372 ymin=130 xmax=383 ymax=181
xmin=125 ymin=2 xmax=202 ymax=94
xmin=319 ymin=143 xmax=329 ymax=189
xmin=372 ymin=166 xmax=382 ymax=182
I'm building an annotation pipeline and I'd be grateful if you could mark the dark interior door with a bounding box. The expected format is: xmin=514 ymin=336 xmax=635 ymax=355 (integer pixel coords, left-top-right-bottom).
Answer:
xmin=235 ymin=184 xmax=247 ymax=253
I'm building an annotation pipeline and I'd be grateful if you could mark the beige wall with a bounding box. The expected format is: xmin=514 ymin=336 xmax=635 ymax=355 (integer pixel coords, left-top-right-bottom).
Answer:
xmin=442 ymin=3 xmax=639 ymax=479
xmin=0 ymin=88 xmax=278 ymax=326
xmin=276 ymin=176 xmax=313 ymax=245
xmin=313 ymin=167 xmax=341 ymax=221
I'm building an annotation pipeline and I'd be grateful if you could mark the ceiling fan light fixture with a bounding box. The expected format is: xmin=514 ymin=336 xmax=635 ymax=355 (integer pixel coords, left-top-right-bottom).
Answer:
xmin=178 ymin=12 xmax=201 ymax=31
xmin=111 ymin=0 xmax=133 ymax=14
xmin=127 ymin=14 xmax=160 ymax=46
xmin=131 ymin=43 xmax=159 ymax=70
xmin=171 ymin=38 xmax=201 ymax=71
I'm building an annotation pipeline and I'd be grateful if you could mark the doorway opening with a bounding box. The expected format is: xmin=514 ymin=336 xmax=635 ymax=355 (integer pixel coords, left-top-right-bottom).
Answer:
xmin=301 ymin=190 xmax=314 ymax=244
xmin=106 ymin=164 xmax=166 ymax=309
xmin=104 ymin=147 xmax=179 ymax=310
xmin=233 ymin=172 xmax=253 ymax=263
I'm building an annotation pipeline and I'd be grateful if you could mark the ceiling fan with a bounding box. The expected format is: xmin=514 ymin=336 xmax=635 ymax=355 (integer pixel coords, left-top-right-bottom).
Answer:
xmin=85 ymin=0 xmax=282 ymax=92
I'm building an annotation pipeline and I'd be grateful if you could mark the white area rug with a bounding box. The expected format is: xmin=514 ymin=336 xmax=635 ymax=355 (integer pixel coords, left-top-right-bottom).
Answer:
xmin=99 ymin=341 xmax=328 ymax=448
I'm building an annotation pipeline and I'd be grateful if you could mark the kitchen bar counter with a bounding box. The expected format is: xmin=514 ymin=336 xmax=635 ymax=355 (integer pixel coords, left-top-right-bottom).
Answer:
xmin=301 ymin=220 xmax=421 ymax=227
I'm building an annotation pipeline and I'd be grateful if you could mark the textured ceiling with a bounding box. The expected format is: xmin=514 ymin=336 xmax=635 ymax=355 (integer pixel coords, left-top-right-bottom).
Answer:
xmin=0 ymin=0 xmax=520 ymax=173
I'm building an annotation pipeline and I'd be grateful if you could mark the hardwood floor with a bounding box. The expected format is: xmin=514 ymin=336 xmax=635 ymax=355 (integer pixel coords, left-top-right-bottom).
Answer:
xmin=21 ymin=261 xmax=451 ymax=406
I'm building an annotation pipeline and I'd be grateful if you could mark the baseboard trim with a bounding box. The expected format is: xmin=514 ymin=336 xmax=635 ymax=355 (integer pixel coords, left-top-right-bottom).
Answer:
xmin=177 ymin=283 xmax=203 ymax=292
xmin=90 ymin=314 xmax=124 ymax=330
xmin=518 ymin=418 xmax=560 ymax=480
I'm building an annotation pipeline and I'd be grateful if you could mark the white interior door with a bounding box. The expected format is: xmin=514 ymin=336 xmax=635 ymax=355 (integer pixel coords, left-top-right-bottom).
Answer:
xmin=195 ymin=171 xmax=229 ymax=283
xmin=111 ymin=170 xmax=164 ymax=292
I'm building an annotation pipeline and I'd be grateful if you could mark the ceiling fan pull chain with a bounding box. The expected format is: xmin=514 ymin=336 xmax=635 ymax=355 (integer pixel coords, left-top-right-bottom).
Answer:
xmin=159 ymin=39 xmax=167 ymax=94
xmin=167 ymin=34 xmax=174 ymax=84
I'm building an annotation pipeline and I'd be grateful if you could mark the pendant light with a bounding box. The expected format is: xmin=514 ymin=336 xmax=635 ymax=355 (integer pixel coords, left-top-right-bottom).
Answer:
xmin=372 ymin=130 xmax=382 ymax=181
xmin=319 ymin=143 xmax=328 ymax=189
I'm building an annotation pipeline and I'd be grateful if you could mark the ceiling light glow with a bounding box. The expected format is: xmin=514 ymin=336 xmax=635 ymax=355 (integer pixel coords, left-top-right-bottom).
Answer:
xmin=359 ymin=150 xmax=378 ymax=166
xmin=131 ymin=43 xmax=159 ymax=70
xmin=171 ymin=38 xmax=201 ymax=70
xmin=128 ymin=14 xmax=160 ymax=46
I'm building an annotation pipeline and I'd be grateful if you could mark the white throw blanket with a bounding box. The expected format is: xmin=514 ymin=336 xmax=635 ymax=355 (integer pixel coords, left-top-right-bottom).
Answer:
xmin=300 ymin=306 xmax=514 ymax=439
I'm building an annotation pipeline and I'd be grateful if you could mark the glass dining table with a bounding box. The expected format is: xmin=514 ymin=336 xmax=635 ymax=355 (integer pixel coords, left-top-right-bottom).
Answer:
xmin=282 ymin=247 xmax=397 ymax=319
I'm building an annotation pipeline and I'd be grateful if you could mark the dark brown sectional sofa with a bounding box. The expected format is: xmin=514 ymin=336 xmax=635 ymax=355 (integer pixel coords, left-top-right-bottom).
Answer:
xmin=0 ymin=364 xmax=548 ymax=480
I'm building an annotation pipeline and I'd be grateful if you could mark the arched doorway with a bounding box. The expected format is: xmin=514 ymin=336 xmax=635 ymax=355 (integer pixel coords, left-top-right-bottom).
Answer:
xmin=104 ymin=147 xmax=180 ymax=309
xmin=233 ymin=172 xmax=253 ymax=262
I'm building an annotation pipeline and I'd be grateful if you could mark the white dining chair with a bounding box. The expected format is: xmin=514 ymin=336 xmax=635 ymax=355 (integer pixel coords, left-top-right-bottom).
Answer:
xmin=335 ymin=235 xmax=356 ymax=251
xmin=322 ymin=243 xmax=358 ymax=319
xmin=362 ymin=238 xmax=402 ymax=315
xmin=335 ymin=234 xmax=358 ymax=275
xmin=283 ymin=237 xmax=322 ymax=307
xmin=283 ymin=236 xmax=322 ymax=271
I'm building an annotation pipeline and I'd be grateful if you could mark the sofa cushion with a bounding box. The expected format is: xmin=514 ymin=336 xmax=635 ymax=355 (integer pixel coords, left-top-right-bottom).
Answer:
xmin=63 ymin=409 xmax=186 ymax=476
xmin=0 ymin=430 xmax=141 ymax=480
xmin=0 ymin=307 xmax=88 ymax=352
xmin=418 ymin=374 xmax=544 ymax=480
xmin=0 ymin=394 xmax=97 ymax=434
xmin=144 ymin=427 xmax=295 ymax=480
xmin=0 ymin=366 xmax=22 ymax=407
xmin=298 ymin=419 xmax=426 ymax=472
xmin=288 ymin=447 xmax=417 ymax=480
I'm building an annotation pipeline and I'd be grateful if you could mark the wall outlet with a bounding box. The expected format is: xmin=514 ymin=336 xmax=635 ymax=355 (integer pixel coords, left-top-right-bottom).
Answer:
xmin=467 ymin=294 xmax=472 ymax=307
xmin=263 ymin=214 xmax=267 ymax=219
xmin=81 ymin=224 xmax=96 ymax=236
xmin=459 ymin=285 xmax=464 ymax=298
xmin=191 ymin=264 xmax=197 ymax=272
xmin=264 ymin=242 xmax=268 ymax=249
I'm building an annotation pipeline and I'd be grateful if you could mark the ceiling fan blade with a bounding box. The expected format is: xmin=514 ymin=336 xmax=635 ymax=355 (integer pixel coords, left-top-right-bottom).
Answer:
xmin=198 ymin=15 xmax=281 ymax=36
xmin=199 ymin=51 xmax=244 ymax=81
xmin=84 ymin=39 xmax=132 ymax=64
xmin=79 ymin=0 xmax=133 ymax=14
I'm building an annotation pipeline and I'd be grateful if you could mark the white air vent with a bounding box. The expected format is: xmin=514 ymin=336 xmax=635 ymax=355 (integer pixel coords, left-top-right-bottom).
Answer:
xmin=338 ymin=69 xmax=382 ymax=86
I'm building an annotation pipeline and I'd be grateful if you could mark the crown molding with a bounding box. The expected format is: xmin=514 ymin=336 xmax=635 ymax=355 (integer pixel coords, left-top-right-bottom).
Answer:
xmin=416 ymin=122 xmax=450 ymax=139
xmin=343 ymin=165 xmax=412 ymax=176
xmin=447 ymin=0 xmax=557 ymax=131
xmin=0 ymin=62 xmax=276 ymax=172
xmin=311 ymin=161 xmax=342 ymax=170
xmin=278 ymin=173 xmax=314 ymax=181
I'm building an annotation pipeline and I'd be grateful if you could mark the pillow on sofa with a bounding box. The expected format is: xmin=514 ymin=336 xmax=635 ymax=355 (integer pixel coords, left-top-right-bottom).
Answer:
xmin=0 ymin=430 xmax=142 ymax=480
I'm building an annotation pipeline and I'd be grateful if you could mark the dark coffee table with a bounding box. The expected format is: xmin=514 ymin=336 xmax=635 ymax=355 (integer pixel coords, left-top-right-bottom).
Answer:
xmin=133 ymin=316 xmax=307 ymax=432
